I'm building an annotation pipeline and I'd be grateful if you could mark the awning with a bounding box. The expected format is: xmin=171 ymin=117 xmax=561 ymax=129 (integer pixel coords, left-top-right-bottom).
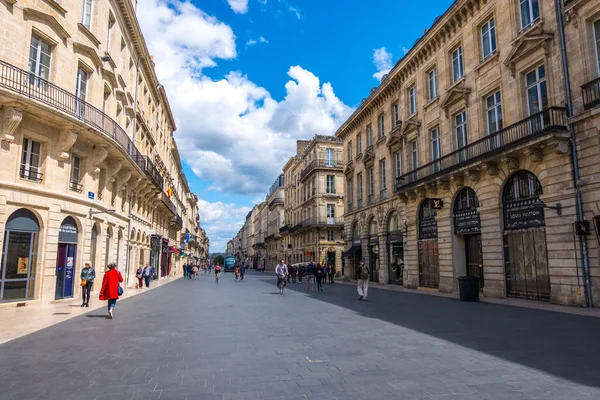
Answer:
xmin=168 ymin=246 xmax=179 ymax=253
xmin=342 ymin=245 xmax=361 ymax=257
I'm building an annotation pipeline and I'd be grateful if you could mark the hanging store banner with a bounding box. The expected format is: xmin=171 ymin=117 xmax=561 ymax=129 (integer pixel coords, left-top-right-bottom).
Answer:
xmin=454 ymin=211 xmax=481 ymax=235
xmin=505 ymin=205 xmax=545 ymax=230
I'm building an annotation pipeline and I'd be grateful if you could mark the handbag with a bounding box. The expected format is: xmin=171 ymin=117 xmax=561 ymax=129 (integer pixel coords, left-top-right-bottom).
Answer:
xmin=118 ymin=285 xmax=124 ymax=296
xmin=80 ymin=268 xmax=92 ymax=286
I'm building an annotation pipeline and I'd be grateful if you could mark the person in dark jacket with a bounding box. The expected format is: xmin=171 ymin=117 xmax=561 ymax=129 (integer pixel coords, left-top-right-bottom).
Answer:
xmin=315 ymin=264 xmax=324 ymax=291
xmin=80 ymin=262 xmax=96 ymax=307
xmin=99 ymin=263 xmax=123 ymax=319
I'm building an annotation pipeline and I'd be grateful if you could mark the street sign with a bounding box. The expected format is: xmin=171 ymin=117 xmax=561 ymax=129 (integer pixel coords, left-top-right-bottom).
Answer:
xmin=87 ymin=191 xmax=94 ymax=200
xmin=575 ymin=221 xmax=591 ymax=236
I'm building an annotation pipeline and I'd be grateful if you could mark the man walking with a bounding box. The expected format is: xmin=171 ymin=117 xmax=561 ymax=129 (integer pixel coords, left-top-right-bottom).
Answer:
xmin=356 ymin=260 xmax=369 ymax=301
xmin=80 ymin=262 xmax=96 ymax=307
xmin=142 ymin=262 xmax=152 ymax=288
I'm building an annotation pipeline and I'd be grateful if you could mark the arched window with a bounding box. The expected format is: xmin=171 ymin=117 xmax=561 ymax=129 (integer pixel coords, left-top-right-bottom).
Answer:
xmin=388 ymin=211 xmax=399 ymax=233
xmin=419 ymin=198 xmax=437 ymax=220
xmin=454 ymin=187 xmax=479 ymax=214
xmin=91 ymin=223 xmax=99 ymax=269
xmin=369 ymin=218 xmax=378 ymax=237
xmin=503 ymin=170 xmax=542 ymax=205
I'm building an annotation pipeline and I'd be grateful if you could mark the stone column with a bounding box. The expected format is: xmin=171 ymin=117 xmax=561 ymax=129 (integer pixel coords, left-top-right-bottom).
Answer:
xmin=378 ymin=234 xmax=388 ymax=284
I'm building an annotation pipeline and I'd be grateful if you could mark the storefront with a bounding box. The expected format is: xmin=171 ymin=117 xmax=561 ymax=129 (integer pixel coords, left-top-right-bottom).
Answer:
xmin=1 ymin=208 xmax=40 ymax=302
xmin=453 ymin=188 xmax=483 ymax=289
xmin=343 ymin=221 xmax=362 ymax=279
xmin=418 ymin=199 xmax=439 ymax=289
xmin=55 ymin=217 xmax=79 ymax=300
xmin=160 ymin=238 xmax=169 ymax=277
xmin=387 ymin=211 xmax=404 ymax=285
xmin=502 ymin=171 xmax=550 ymax=301
xmin=150 ymin=235 xmax=161 ymax=279
xmin=368 ymin=218 xmax=379 ymax=283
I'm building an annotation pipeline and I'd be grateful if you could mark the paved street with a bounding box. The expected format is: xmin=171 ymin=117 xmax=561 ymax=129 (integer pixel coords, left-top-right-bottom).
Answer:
xmin=1 ymin=271 xmax=600 ymax=400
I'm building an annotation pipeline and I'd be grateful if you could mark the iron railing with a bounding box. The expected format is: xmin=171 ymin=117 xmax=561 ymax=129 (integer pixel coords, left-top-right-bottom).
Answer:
xmin=135 ymin=155 xmax=164 ymax=191
xmin=69 ymin=181 xmax=83 ymax=192
xmin=172 ymin=214 xmax=183 ymax=228
xmin=0 ymin=60 xmax=142 ymax=166
xmin=300 ymin=158 xmax=344 ymax=181
xmin=582 ymin=77 xmax=600 ymax=111
xmin=301 ymin=216 xmax=344 ymax=227
xmin=380 ymin=188 xmax=387 ymax=200
xmin=160 ymin=192 xmax=177 ymax=216
xmin=19 ymin=166 xmax=43 ymax=182
xmin=395 ymin=107 xmax=567 ymax=192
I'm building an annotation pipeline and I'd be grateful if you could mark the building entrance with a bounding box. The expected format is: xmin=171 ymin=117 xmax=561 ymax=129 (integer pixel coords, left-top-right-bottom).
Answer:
xmin=418 ymin=199 xmax=439 ymax=289
xmin=55 ymin=217 xmax=78 ymax=300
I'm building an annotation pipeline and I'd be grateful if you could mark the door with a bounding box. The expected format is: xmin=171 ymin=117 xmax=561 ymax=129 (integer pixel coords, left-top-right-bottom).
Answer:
xmin=465 ymin=234 xmax=483 ymax=289
xmin=388 ymin=244 xmax=404 ymax=285
xmin=418 ymin=239 xmax=439 ymax=288
xmin=55 ymin=244 xmax=76 ymax=299
xmin=504 ymin=229 xmax=550 ymax=301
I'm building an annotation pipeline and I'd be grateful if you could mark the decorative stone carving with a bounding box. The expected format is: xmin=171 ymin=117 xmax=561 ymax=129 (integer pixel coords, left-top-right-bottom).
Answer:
xmin=106 ymin=160 xmax=122 ymax=182
xmin=2 ymin=106 xmax=23 ymax=143
xmin=481 ymin=163 xmax=499 ymax=176
xmin=467 ymin=169 xmax=480 ymax=182
xmin=501 ymin=156 xmax=519 ymax=170
xmin=523 ymin=148 xmax=543 ymax=162
xmin=91 ymin=146 xmax=108 ymax=173
xmin=548 ymin=138 xmax=570 ymax=155
xmin=449 ymin=173 xmax=464 ymax=187
xmin=376 ymin=205 xmax=386 ymax=226
xmin=504 ymin=26 xmax=554 ymax=77
xmin=425 ymin=182 xmax=437 ymax=196
xmin=564 ymin=7 xmax=578 ymax=29
xmin=58 ymin=129 xmax=77 ymax=160
xmin=119 ymin=169 xmax=132 ymax=186
xmin=359 ymin=212 xmax=367 ymax=231
xmin=437 ymin=179 xmax=450 ymax=191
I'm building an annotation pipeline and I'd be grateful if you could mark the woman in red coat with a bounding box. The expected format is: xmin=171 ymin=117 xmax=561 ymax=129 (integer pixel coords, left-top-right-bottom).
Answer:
xmin=99 ymin=263 xmax=123 ymax=319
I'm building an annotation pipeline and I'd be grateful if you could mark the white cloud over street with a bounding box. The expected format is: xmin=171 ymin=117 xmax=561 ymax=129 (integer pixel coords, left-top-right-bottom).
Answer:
xmin=137 ymin=0 xmax=353 ymax=251
xmin=372 ymin=47 xmax=393 ymax=81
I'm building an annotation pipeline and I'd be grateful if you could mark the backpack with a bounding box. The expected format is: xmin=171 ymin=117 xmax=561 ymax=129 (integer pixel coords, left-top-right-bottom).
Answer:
xmin=360 ymin=266 xmax=369 ymax=280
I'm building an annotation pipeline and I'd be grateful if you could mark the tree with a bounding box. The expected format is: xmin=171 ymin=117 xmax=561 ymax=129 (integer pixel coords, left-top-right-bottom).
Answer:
xmin=213 ymin=255 xmax=224 ymax=266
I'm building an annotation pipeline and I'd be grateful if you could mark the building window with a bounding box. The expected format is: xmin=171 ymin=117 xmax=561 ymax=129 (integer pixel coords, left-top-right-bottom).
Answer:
xmin=452 ymin=46 xmax=464 ymax=82
xmin=357 ymin=135 xmax=362 ymax=154
xmin=411 ymin=141 xmax=418 ymax=170
xmin=378 ymin=114 xmax=385 ymax=138
xmin=325 ymin=148 xmax=334 ymax=167
xmin=395 ymin=152 xmax=402 ymax=178
xmin=28 ymin=35 xmax=51 ymax=86
xmin=428 ymin=68 xmax=438 ymax=100
xmin=368 ymin=167 xmax=374 ymax=195
xmin=455 ymin=111 xmax=468 ymax=162
xmin=70 ymin=155 xmax=82 ymax=192
xmin=327 ymin=230 xmax=334 ymax=241
xmin=519 ymin=0 xmax=540 ymax=31
xmin=526 ymin=65 xmax=547 ymax=115
xmin=481 ymin=18 xmax=497 ymax=60
xmin=358 ymin=173 xmax=363 ymax=201
xmin=20 ymin=138 xmax=42 ymax=181
xmin=347 ymin=141 xmax=353 ymax=160
xmin=595 ymin=20 xmax=600 ymax=75
xmin=409 ymin=86 xmax=417 ymax=115
xmin=106 ymin=17 xmax=114 ymax=51
xmin=327 ymin=204 xmax=335 ymax=218
xmin=326 ymin=175 xmax=335 ymax=194
xmin=366 ymin=124 xmax=373 ymax=147
xmin=347 ymin=178 xmax=353 ymax=205
xmin=380 ymin=159 xmax=387 ymax=190
xmin=431 ymin=127 xmax=441 ymax=172
xmin=486 ymin=91 xmax=503 ymax=149
xmin=392 ymin=103 xmax=400 ymax=127
xmin=82 ymin=0 xmax=94 ymax=30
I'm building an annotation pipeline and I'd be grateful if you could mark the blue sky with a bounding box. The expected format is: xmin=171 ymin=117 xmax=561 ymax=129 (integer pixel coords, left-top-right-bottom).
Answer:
xmin=138 ymin=0 xmax=454 ymax=251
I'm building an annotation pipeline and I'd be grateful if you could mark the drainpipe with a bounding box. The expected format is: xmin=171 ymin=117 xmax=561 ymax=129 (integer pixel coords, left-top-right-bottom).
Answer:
xmin=555 ymin=0 xmax=593 ymax=308
xmin=132 ymin=55 xmax=141 ymax=145
xmin=125 ymin=194 xmax=132 ymax=287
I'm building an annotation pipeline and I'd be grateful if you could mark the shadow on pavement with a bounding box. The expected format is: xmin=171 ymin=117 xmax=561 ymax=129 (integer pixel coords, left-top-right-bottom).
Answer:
xmin=254 ymin=272 xmax=600 ymax=388
xmin=85 ymin=315 xmax=110 ymax=319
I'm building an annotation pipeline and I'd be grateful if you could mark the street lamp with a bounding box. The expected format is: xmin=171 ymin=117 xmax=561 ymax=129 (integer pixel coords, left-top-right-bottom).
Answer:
xmin=89 ymin=208 xmax=116 ymax=219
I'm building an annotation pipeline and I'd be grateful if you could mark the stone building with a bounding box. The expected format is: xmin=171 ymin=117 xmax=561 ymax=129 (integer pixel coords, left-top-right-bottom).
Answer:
xmin=337 ymin=0 xmax=600 ymax=306
xmin=281 ymin=136 xmax=345 ymax=271
xmin=0 ymin=0 xmax=201 ymax=304
xmin=265 ymin=174 xmax=285 ymax=271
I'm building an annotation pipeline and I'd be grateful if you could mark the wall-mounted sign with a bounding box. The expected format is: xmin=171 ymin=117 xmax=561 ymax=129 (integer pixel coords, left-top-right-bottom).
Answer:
xmin=575 ymin=221 xmax=591 ymax=236
xmin=88 ymin=192 xmax=95 ymax=200
xmin=59 ymin=218 xmax=78 ymax=243
xmin=431 ymin=198 xmax=444 ymax=210
xmin=454 ymin=211 xmax=481 ymax=235
xmin=505 ymin=205 xmax=545 ymax=230
xmin=419 ymin=217 xmax=438 ymax=240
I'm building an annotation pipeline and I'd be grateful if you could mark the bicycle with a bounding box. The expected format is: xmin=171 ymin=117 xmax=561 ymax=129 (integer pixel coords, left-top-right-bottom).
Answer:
xmin=277 ymin=275 xmax=286 ymax=295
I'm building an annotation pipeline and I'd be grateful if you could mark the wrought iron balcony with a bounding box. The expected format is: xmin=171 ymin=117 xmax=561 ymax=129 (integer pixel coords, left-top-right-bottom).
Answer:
xmin=0 ymin=60 xmax=142 ymax=168
xmin=19 ymin=166 xmax=43 ymax=182
xmin=279 ymin=225 xmax=290 ymax=234
xmin=160 ymin=192 xmax=177 ymax=216
xmin=135 ymin=155 xmax=164 ymax=191
xmin=69 ymin=181 xmax=83 ymax=193
xmin=582 ymin=77 xmax=600 ymax=111
xmin=300 ymin=158 xmax=344 ymax=181
xmin=300 ymin=216 xmax=344 ymax=229
xmin=171 ymin=214 xmax=183 ymax=229
xmin=395 ymin=107 xmax=568 ymax=192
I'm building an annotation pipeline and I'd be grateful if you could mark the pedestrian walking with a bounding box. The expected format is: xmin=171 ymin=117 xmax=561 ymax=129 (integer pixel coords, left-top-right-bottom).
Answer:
xmin=240 ymin=264 xmax=246 ymax=280
xmin=298 ymin=265 xmax=304 ymax=283
xmin=142 ymin=263 xmax=152 ymax=288
xmin=99 ymin=263 xmax=123 ymax=319
xmin=183 ymin=263 xmax=188 ymax=279
xmin=80 ymin=262 xmax=96 ymax=307
xmin=357 ymin=260 xmax=370 ymax=301
xmin=315 ymin=263 xmax=324 ymax=291
xmin=306 ymin=262 xmax=315 ymax=291
xmin=192 ymin=265 xmax=199 ymax=279
xmin=136 ymin=265 xmax=144 ymax=289
xmin=235 ymin=266 xmax=240 ymax=281
xmin=328 ymin=264 xmax=335 ymax=284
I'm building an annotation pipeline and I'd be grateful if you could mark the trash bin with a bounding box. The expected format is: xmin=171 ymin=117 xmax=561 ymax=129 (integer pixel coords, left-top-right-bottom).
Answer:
xmin=457 ymin=276 xmax=480 ymax=302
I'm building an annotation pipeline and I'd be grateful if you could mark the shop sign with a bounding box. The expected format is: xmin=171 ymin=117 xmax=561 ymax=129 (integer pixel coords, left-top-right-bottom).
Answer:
xmin=419 ymin=217 xmax=438 ymax=240
xmin=151 ymin=235 xmax=161 ymax=250
xmin=505 ymin=205 xmax=545 ymax=230
xmin=58 ymin=221 xmax=78 ymax=243
xmin=574 ymin=221 xmax=591 ymax=236
xmin=454 ymin=211 xmax=481 ymax=235
xmin=431 ymin=198 xmax=444 ymax=210
xmin=87 ymin=192 xmax=95 ymax=200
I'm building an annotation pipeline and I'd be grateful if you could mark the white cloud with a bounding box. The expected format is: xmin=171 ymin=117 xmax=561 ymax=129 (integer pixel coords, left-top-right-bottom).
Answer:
xmin=402 ymin=46 xmax=410 ymax=55
xmin=289 ymin=6 xmax=301 ymax=19
xmin=197 ymin=199 xmax=251 ymax=251
xmin=372 ymin=47 xmax=393 ymax=81
xmin=246 ymin=36 xmax=268 ymax=47
xmin=227 ymin=0 xmax=249 ymax=14
xmin=137 ymin=0 xmax=353 ymax=251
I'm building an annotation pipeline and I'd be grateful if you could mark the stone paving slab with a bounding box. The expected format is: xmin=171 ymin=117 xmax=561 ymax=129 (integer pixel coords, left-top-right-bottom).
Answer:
xmin=1 ymin=271 xmax=600 ymax=400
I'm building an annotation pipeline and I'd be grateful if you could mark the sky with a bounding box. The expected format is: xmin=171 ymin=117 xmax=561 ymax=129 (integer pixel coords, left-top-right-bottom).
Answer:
xmin=136 ymin=0 xmax=454 ymax=252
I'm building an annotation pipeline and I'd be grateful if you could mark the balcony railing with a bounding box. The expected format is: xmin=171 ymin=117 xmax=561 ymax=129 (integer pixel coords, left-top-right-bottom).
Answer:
xmin=19 ymin=166 xmax=43 ymax=182
xmin=300 ymin=158 xmax=344 ymax=181
xmin=368 ymin=194 xmax=375 ymax=205
xmin=171 ymin=214 xmax=183 ymax=229
xmin=69 ymin=181 xmax=83 ymax=193
xmin=380 ymin=188 xmax=387 ymax=200
xmin=279 ymin=225 xmax=290 ymax=234
xmin=0 ymin=60 xmax=142 ymax=168
xmin=348 ymin=202 xmax=354 ymax=212
xmin=300 ymin=216 xmax=345 ymax=227
xmin=395 ymin=107 xmax=568 ymax=192
xmin=582 ymin=77 xmax=600 ymax=111
xmin=160 ymin=192 xmax=177 ymax=216
xmin=135 ymin=155 xmax=164 ymax=191
xmin=358 ymin=199 xmax=363 ymax=209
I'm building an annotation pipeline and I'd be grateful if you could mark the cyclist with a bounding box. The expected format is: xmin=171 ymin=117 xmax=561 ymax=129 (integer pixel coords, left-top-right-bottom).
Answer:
xmin=275 ymin=259 xmax=288 ymax=294
xmin=214 ymin=264 xmax=221 ymax=283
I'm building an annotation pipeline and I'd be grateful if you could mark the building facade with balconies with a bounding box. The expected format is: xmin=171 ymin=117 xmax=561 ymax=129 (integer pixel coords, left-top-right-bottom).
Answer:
xmin=337 ymin=0 xmax=600 ymax=306
xmin=282 ymin=136 xmax=345 ymax=271
xmin=0 ymin=0 xmax=200 ymax=304
xmin=265 ymin=174 xmax=285 ymax=271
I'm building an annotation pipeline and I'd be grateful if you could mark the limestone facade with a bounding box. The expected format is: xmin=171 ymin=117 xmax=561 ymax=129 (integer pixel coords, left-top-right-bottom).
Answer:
xmin=0 ymin=0 xmax=203 ymax=305
xmin=336 ymin=0 xmax=600 ymax=306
